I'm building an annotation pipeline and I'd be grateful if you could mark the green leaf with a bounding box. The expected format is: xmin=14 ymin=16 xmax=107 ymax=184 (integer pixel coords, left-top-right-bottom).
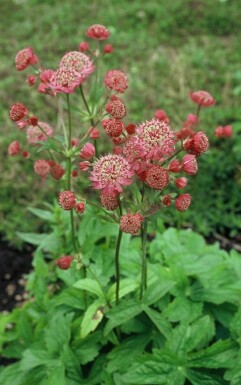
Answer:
xmin=0 ymin=363 xmax=25 ymax=385
xmin=74 ymin=278 xmax=105 ymax=298
xmin=142 ymin=278 xmax=175 ymax=306
xmin=144 ymin=307 xmax=172 ymax=339
xmin=81 ymin=299 xmax=105 ymax=339
xmin=107 ymin=334 xmax=151 ymax=373
xmin=73 ymin=332 xmax=101 ymax=365
xmin=104 ymin=299 xmax=142 ymax=336
xmin=16 ymin=232 xmax=47 ymax=245
xmin=107 ymin=278 xmax=139 ymax=303
xmin=186 ymin=368 xmax=227 ymax=385
xmin=187 ymin=339 xmax=238 ymax=369
xmin=45 ymin=312 xmax=74 ymax=354
xmin=45 ymin=363 xmax=66 ymax=385
xmin=163 ymin=296 xmax=203 ymax=323
xmin=20 ymin=348 xmax=54 ymax=371
xmin=224 ymin=351 xmax=241 ymax=385
xmin=28 ymin=207 xmax=53 ymax=221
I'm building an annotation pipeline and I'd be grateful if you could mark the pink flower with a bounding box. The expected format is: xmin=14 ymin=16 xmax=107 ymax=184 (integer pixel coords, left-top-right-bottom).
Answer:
xmin=223 ymin=125 xmax=233 ymax=137
xmin=145 ymin=165 xmax=169 ymax=190
xmin=182 ymin=154 xmax=198 ymax=175
xmin=175 ymin=177 xmax=188 ymax=189
xmin=8 ymin=141 xmax=20 ymax=156
xmin=79 ymin=42 xmax=89 ymax=52
xmin=60 ymin=51 xmax=94 ymax=78
xmin=154 ymin=109 xmax=169 ymax=123
xmin=26 ymin=122 xmax=53 ymax=145
xmin=104 ymin=44 xmax=113 ymax=54
xmin=79 ymin=161 xmax=91 ymax=171
xmin=90 ymin=154 xmax=133 ymax=194
xmin=100 ymin=192 xmax=119 ymax=210
xmin=120 ymin=213 xmax=143 ymax=235
xmin=190 ymin=90 xmax=216 ymax=107
xmin=49 ymin=162 xmax=65 ymax=180
xmin=175 ymin=194 xmax=192 ymax=211
xmin=57 ymin=256 xmax=73 ymax=270
xmin=58 ymin=191 xmax=76 ymax=210
xmin=79 ymin=142 xmax=95 ymax=159
xmin=102 ymin=118 xmax=124 ymax=137
xmin=104 ymin=70 xmax=128 ymax=93
xmin=123 ymin=119 xmax=176 ymax=171
xmin=106 ymin=97 xmax=126 ymax=119
xmin=27 ymin=75 xmax=37 ymax=86
xmin=75 ymin=202 xmax=85 ymax=214
xmin=9 ymin=103 xmax=29 ymax=122
xmin=89 ymin=128 xmax=100 ymax=139
xmin=15 ymin=47 xmax=38 ymax=71
xmin=86 ymin=24 xmax=110 ymax=40
xmin=184 ymin=131 xmax=209 ymax=156
xmin=34 ymin=159 xmax=50 ymax=178
xmin=50 ymin=67 xmax=84 ymax=94
xmin=163 ymin=195 xmax=172 ymax=206
xmin=215 ymin=126 xmax=224 ymax=138
xmin=125 ymin=123 xmax=136 ymax=135
xmin=169 ymin=159 xmax=182 ymax=173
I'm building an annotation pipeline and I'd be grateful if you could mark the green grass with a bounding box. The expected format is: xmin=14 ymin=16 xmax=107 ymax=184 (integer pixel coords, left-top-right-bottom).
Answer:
xmin=1 ymin=0 xmax=241 ymax=243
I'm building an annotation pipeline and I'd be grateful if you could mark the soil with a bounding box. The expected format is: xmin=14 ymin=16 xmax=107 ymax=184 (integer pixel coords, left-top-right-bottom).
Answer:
xmin=0 ymin=237 xmax=33 ymax=313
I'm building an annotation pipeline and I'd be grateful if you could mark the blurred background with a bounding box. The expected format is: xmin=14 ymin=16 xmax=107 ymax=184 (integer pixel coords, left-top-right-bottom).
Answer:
xmin=1 ymin=0 xmax=241 ymax=247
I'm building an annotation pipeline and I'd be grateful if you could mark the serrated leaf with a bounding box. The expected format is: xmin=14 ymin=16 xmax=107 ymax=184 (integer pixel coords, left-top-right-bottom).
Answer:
xmin=45 ymin=312 xmax=74 ymax=354
xmin=73 ymin=332 xmax=100 ymax=365
xmin=104 ymin=299 xmax=142 ymax=336
xmin=74 ymin=278 xmax=105 ymax=298
xmin=144 ymin=307 xmax=172 ymax=339
xmin=107 ymin=279 xmax=139 ymax=303
xmin=81 ymin=300 xmax=105 ymax=339
xmin=107 ymin=333 xmax=151 ymax=373
xmin=0 ymin=363 xmax=25 ymax=385
xmin=224 ymin=350 xmax=241 ymax=385
xmin=20 ymin=348 xmax=54 ymax=371
xmin=187 ymin=339 xmax=237 ymax=369
xmin=186 ymin=368 xmax=226 ymax=385
xmin=142 ymin=278 xmax=175 ymax=306
xmin=163 ymin=296 xmax=203 ymax=323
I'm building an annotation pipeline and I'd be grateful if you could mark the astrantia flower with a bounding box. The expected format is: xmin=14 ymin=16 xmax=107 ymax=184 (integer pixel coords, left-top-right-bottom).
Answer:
xmin=60 ymin=51 xmax=94 ymax=80
xmin=49 ymin=162 xmax=65 ymax=180
xmin=190 ymin=90 xmax=216 ymax=107
xmin=50 ymin=67 xmax=83 ymax=94
xmin=58 ymin=191 xmax=76 ymax=210
xmin=26 ymin=122 xmax=53 ymax=145
xmin=104 ymin=70 xmax=128 ymax=93
xmin=106 ymin=98 xmax=126 ymax=119
xmin=8 ymin=141 xmax=20 ymax=156
xmin=100 ymin=192 xmax=119 ymax=211
xmin=75 ymin=202 xmax=85 ymax=214
xmin=90 ymin=154 xmax=133 ymax=194
xmin=15 ymin=47 xmax=38 ymax=71
xmin=175 ymin=194 xmax=192 ymax=212
xmin=34 ymin=159 xmax=50 ymax=178
xmin=57 ymin=256 xmax=73 ymax=270
xmin=102 ymin=118 xmax=124 ymax=137
xmin=145 ymin=165 xmax=169 ymax=190
xmin=9 ymin=103 xmax=29 ymax=122
xmin=120 ymin=213 xmax=143 ymax=235
xmin=154 ymin=109 xmax=169 ymax=123
xmin=79 ymin=142 xmax=95 ymax=159
xmin=86 ymin=24 xmax=110 ymax=40
xmin=123 ymin=119 xmax=175 ymax=171
xmin=182 ymin=154 xmax=198 ymax=175
xmin=184 ymin=131 xmax=209 ymax=156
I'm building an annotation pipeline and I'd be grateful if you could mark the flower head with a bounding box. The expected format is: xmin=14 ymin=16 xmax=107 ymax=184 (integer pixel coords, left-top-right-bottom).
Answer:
xmin=79 ymin=142 xmax=95 ymax=159
xmin=104 ymin=70 xmax=128 ymax=93
xmin=50 ymin=67 xmax=84 ymax=94
xmin=175 ymin=194 xmax=192 ymax=211
xmin=145 ymin=165 xmax=169 ymax=190
xmin=86 ymin=24 xmax=110 ymax=40
xmin=60 ymin=51 xmax=94 ymax=78
xmin=34 ymin=159 xmax=50 ymax=178
xmin=154 ymin=109 xmax=169 ymax=123
xmin=90 ymin=154 xmax=133 ymax=194
xmin=106 ymin=97 xmax=126 ymax=119
xmin=58 ymin=191 xmax=76 ymax=210
xmin=75 ymin=202 xmax=86 ymax=214
xmin=184 ymin=131 xmax=209 ymax=156
xmin=8 ymin=141 xmax=20 ymax=156
xmin=182 ymin=154 xmax=198 ymax=175
xmin=15 ymin=47 xmax=38 ymax=71
xmin=9 ymin=103 xmax=29 ymax=122
xmin=120 ymin=213 xmax=143 ymax=235
xmin=190 ymin=90 xmax=216 ymax=107
xmin=26 ymin=122 xmax=53 ymax=145
xmin=100 ymin=192 xmax=119 ymax=211
xmin=102 ymin=118 xmax=124 ymax=137
xmin=49 ymin=162 xmax=65 ymax=180
xmin=57 ymin=256 xmax=73 ymax=270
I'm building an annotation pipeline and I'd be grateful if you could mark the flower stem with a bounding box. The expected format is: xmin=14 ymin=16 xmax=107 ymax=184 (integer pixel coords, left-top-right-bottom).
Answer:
xmin=115 ymin=228 xmax=123 ymax=305
xmin=79 ymin=85 xmax=98 ymax=156
xmin=140 ymin=219 xmax=148 ymax=300
xmin=66 ymin=94 xmax=77 ymax=253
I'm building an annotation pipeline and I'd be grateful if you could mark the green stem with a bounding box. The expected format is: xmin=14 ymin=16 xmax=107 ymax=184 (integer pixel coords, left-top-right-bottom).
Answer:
xmin=115 ymin=229 xmax=123 ymax=305
xmin=140 ymin=219 xmax=148 ymax=300
xmin=66 ymin=94 xmax=77 ymax=254
xmin=79 ymin=85 xmax=98 ymax=156
xmin=37 ymin=123 xmax=56 ymax=161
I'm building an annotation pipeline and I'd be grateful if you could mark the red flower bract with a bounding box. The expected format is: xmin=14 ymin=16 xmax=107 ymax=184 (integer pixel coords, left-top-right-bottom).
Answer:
xmin=86 ymin=24 xmax=110 ymax=40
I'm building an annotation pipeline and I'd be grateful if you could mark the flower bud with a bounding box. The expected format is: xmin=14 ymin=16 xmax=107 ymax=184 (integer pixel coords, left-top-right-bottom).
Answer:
xmin=175 ymin=177 xmax=188 ymax=189
xmin=75 ymin=202 xmax=85 ymax=214
xmin=57 ymin=256 xmax=73 ymax=270
xmin=182 ymin=154 xmax=198 ymax=175
xmin=58 ymin=191 xmax=76 ymax=210
xmin=8 ymin=141 xmax=20 ymax=156
xmin=79 ymin=142 xmax=95 ymax=159
xmin=175 ymin=194 xmax=192 ymax=211
xmin=79 ymin=42 xmax=89 ymax=52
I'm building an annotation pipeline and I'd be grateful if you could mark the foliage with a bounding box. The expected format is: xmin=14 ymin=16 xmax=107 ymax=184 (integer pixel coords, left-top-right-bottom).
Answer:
xmin=1 ymin=216 xmax=241 ymax=384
